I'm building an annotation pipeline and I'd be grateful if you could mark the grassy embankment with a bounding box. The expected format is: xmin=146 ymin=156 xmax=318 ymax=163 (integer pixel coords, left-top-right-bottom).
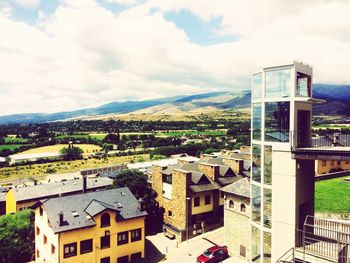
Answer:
xmin=0 ymin=154 xmax=149 ymax=182
xmin=315 ymin=176 xmax=350 ymax=214
xmin=19 ymin=144 xmax=101 ymax=154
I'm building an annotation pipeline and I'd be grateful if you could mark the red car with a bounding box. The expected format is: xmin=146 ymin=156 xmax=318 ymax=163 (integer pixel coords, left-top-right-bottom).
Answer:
xmin=196 ymin=245 xmax=229 ymax=263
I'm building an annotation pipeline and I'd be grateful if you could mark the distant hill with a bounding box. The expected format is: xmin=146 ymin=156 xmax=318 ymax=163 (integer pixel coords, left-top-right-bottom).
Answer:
xmin=0 ymin=84 xmax=348 ymax=124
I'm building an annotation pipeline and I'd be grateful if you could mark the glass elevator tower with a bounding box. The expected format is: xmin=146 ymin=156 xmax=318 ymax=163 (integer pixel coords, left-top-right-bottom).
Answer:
xmin=250 ymin=61 xmax=315 ymax=262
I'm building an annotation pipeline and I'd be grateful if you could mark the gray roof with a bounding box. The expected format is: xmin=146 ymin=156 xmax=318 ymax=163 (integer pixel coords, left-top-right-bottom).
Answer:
xmin=0 ymin=193 xmax=5 ymax=202
xmin=41 ymin=187 xmax=147 ymax=234
xmin=220 ymin=177 xmax=250 ymax=198
xmin=190 ymin=183 xmax=221 ymax=193
xmin=217 ymin=176 xmax=242 ymax=186
xmin=11 ymin=177 xmax=113 ymax=202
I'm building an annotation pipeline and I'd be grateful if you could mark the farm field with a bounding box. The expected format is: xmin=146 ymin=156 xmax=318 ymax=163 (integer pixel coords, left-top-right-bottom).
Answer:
xmin=0 ymin=144 xmax=29 ymax=151
xmin=0 ymin=154 xmax=149 ymax=182
xmin=19 ymin=144 xmax=101 ymax=154
xmin=157 ymin=130 xmax=226 ymax=137
xmin=315 ymin=176 xmax=350 ymax=213
xmin=4 ymin=137 xmax=29 ymax=143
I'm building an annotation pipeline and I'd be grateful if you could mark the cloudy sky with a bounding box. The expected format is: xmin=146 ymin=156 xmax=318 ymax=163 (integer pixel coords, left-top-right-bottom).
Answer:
xmin=0 ymin=0 xmax=349 ymax=115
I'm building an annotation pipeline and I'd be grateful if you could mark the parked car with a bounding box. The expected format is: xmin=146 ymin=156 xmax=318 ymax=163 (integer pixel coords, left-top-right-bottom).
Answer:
xmin=196 ymin=245 xmax=229 ymax=263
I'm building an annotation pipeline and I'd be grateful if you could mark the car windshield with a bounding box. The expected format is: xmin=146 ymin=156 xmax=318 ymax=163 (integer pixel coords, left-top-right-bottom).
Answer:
xmin=203 ymin=250 xmax=213 ymax=257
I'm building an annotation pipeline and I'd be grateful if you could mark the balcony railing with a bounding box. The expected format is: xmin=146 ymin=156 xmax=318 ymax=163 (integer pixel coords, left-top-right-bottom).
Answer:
xmin=291 ymin=131 xmax=350 ymax=151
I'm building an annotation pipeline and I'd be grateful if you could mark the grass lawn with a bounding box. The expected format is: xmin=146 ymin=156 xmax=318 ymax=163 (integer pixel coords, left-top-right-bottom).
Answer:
xmin=157 ymin=130 xmax=226 ymax=137
xmin=0 ymin=144 xmax=29 ymax=151
xmin=19 ymin=144 xmax=101 ymax=154
xmin=315 ymin=176 xmax=350 ymax=213
xmin=0 ymin=154 xmax=149 ymax=182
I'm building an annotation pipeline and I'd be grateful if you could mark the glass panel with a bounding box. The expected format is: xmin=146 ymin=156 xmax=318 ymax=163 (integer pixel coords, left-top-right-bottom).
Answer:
xmin=252 ymin=184 xmax=261 ymax=224
xmin=263 ymin=188 xmax=272 ymax=228
xmin=296 ymin=72 xmax=311 ymax=97
xmin=265 ymin=102 xmax=290 ymax=142
xmin=252 ymin=144 xmax=261 ymax=183
xmin=251 ymin=225 xmax=261 ymax=262
xmin=265 ymin=69 xmax=291 ymax=98
xmin=263 ymin=232 xmax=271 ymax=263
xmin=253 ymin=73 xmax=263 ymax=100
xmin=253 ymin=103 xmax=262 ymax=140
xmin=264 ymin=146 xmax=272 ymax=185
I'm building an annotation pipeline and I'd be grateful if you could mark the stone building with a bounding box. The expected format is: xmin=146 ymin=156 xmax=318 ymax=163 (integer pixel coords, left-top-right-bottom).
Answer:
xmin=221 ymin=177 xmax=250 ymax=263
xmin=152 ymin=157 xmax=245 ymax=241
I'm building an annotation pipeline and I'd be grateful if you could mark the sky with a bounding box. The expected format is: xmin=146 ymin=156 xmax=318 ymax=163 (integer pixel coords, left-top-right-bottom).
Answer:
xmin=0 ymin=0 xmax=350 ymax=115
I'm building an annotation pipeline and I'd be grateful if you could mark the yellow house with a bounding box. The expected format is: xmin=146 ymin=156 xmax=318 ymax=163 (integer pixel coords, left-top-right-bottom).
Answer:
xmin=6 ymin=177 xmax=113 ymax=214
xmin=33 ymin=187 xmax=147 ymax=263
xmin=316 ymin=159 xmax=350 ymax=175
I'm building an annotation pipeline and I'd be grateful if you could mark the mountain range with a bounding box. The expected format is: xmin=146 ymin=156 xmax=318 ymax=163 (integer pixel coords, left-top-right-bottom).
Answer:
xmin=0 ymin=84 xmax=349 ymax=124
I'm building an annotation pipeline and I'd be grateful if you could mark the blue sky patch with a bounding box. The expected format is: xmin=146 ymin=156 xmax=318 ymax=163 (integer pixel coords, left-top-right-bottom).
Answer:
xmin=164 ymin=9 xmax=238 ymax=46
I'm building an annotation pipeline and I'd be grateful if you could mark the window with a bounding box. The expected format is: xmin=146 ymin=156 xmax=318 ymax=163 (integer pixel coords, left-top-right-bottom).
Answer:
xmin=39 ymin=207 xmax=43 ymax=216
xmin=221 ymin=191 xmax=224 ymax=198
xmin=131 ymin=252 xmax=142 ymax=261
xmin=240 ymin=245 xmax=246 ymax=257
xmin=251 ymin=226 xmax=260 ymax=262
xmin=253 ymin=103 xmax=262 ymax=140
xmin=253 ymin=73 xmax=263 ymax=100
xmin=80 ymin=239 xmax=93 ymax=254
xmin=131 ymin=228 xmax=142 ymax=242
xmin=194 ymin=197 xmax=200 ymax=207
xmin=63 ymin=242 xmax=77 ymax=258
xmin=117 ymin=255 xmax=129 ymax=263
xmin=263 ymin=232 xmax=272 ymax=263
xmin=51 ymin=244 xmax=55 ymax=255
xmin=265 ymin=102 xmax=290 ymax=142
xmin=117 ymin=231 xmax=129 ymax=245
xmin=322 ymin=160 xmax=326 ymax=166
xmin=296 ymin=72 xmax=311 ymax=97
xmin=36 ymin=226 xmax=40 ymax=236
xmin=330 ymin=160 xmax=334 ymax=166
xmin=162 ymin=174 xmax=172 ymax=184
xmin=168 ymin=210 xmax=172 ymax=217
xmin=263 ymin=188 xmax=272 ymax=228
xmin=265 ymin=68 xmax=291 ymax=98
xmin=229 ymin=200 xmax=234 ymax=208
xmin=337 ymin=161 xmax=341 ymax=165
xmin=205 ymin=195 xmax=211 ymax=205
xmin=43 ymin=235 xmax=47 ymax=244
xmin=100 ymin=257 xmax=110 ymax=263
xmin=346 ymin=161 xmax=350 ymax=164
xmin=252 ymin=144 xmax=261 ymax=183
xmin=100 ymin=235 xmax=110 ymax=249
xmin=252 ymin=185 xmax=261 ymax=224
xmin=36 ymin=249 xmax=40 ymax=258
xmin=100 ymin=213 xmax=110 ymax=228
xmin=241 ymin=204 xmax=246 ymax=212
xmin=264 ymin=146 xmax=272 ymax=185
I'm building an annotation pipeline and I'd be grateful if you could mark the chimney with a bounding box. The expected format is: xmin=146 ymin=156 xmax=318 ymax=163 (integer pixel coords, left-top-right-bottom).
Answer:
xmin=82 ymin=174 xmax=87 ymax=193
xmin=138 ymin=198 xmax=145 ymax=212
xmin=58 ymin=211 xmax=64 ymax=226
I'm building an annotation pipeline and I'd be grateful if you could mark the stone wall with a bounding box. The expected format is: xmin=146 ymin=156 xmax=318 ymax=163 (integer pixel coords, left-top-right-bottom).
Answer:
xmin=198 ymin=163 xmax=219 ymax=181
xmin=224 ymin=194 xmax=250 ymax=262
xmin=222 ymin=157 xmax=243 ymax=174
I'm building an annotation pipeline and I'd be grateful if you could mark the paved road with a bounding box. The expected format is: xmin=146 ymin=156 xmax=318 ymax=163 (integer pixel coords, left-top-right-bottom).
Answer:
xmin=146 ymin=227 xmax=228 ymax=263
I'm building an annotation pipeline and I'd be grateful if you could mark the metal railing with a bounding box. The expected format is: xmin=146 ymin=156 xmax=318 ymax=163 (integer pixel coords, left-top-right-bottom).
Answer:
xmin=291 ymin=130 xmax=350 ymax=150
xmin=276 ymin=247 xmax=296 ymax=263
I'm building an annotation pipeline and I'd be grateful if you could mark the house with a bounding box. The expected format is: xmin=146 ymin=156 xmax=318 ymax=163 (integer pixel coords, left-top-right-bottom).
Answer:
xmin=33 ymin=187 xmax=147 ymax=263
xmin=220 ymin=177 xmax=250 ymax=263
xmin=152 ymin=157 xmax=244 ymax=241
xmin=6 ymin=177 xmax=113 ymax=214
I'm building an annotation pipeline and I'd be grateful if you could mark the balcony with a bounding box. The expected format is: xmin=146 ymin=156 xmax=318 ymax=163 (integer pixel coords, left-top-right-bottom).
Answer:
xmin=291 ymin=132 xmax=350 ymax=160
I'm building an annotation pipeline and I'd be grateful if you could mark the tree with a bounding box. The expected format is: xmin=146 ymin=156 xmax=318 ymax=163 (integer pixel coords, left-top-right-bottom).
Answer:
xmin=112 ymin=169 xmax=163 ymax=234
xmin=59 ymin=146 xmax=84 ymax=161
xmin=103 ymin=133 xmax=120 ymax=144
xmin=0 ymin=209 xmax=34 ymax=263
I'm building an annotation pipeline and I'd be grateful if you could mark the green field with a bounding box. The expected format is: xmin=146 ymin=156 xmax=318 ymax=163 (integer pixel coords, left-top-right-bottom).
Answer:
xmin=315 ymin=176 xmax=350 ymax=213
xmin=157 ymin=130 xmax=226 ymax=137
xmin=4 ymin=137 xmax=29 ymax=143
xmin=0 ymin=144 xmax=28 ymax=151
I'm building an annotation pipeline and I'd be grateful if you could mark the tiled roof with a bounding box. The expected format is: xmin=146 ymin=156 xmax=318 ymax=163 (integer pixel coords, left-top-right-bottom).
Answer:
xmin=41 ymin=187 xmax=147 ymax=234
xmin=11 ymin=177 xmax=113 ymax=202
xmin=220 ymin=177 xmax=250 ymax=198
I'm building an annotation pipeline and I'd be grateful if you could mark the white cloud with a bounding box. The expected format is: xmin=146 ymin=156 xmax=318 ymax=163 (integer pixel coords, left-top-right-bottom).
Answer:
xmin=0 ymin=0 xmax=350 ymax=115
xmin=11 ymin=0 xmax=41 ymax=9
xmin=0 ymin=6 xmax=11 ymax=18
xmin=106 ymin=0 xmax=143 ymax=7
